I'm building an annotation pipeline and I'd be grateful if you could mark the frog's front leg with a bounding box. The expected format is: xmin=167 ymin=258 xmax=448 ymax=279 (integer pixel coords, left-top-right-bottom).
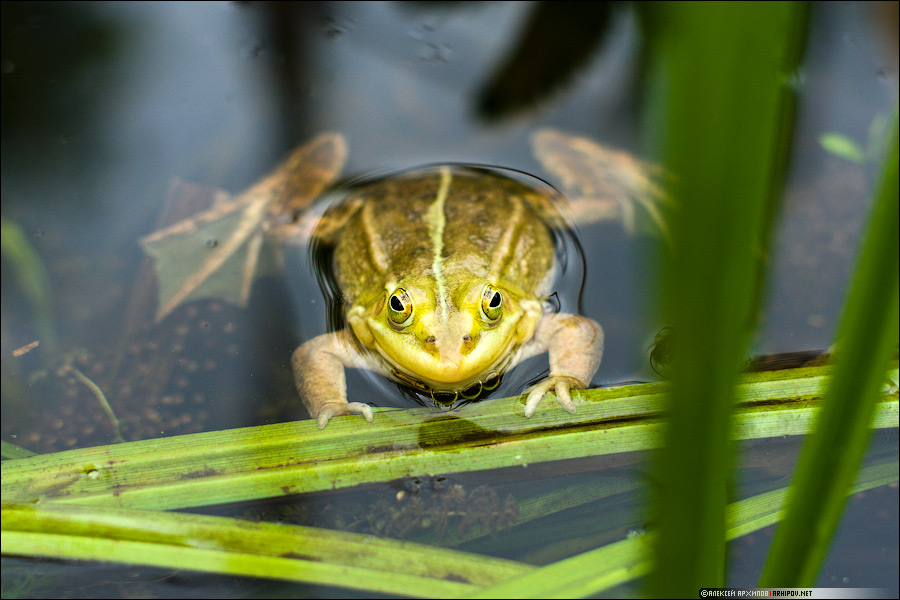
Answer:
xmin=518 ymin=313 xmax=604 ymax=417
xmin=292 ymin=330 xmax=374 ymax=429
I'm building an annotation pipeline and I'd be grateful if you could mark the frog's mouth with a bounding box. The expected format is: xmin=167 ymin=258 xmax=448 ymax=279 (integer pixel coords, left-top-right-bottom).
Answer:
xmin=389 ymin=367 xmax=504 ymax=406
xmin=370 ymin=342 xmax=518 ymax=407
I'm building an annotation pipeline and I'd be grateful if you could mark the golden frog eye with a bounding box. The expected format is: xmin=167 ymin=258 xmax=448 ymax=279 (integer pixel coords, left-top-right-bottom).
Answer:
xmin=481 ymin=285 xmax=503 ymax=322
xmin=387 ymin=288 xmax=413 ymax=326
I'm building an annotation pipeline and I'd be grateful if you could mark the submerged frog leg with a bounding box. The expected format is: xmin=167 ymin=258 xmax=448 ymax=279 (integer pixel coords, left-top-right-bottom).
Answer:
xmin=266 ymin=132 xmax=347 ymax=216
xmin=265 ymin=132 xmax=349 ymax=243
xmin=140 ymin=133 xmax=346 ymax=321
xmin=292 ymin=329 xmax=374 ymax=429
xmin=517 ymin=312 xmax=604 ymax=417
xmin=531 ymin=128 xmax=669 ymax=237
xmin=141 ymin=191 xmax=271 ymax=320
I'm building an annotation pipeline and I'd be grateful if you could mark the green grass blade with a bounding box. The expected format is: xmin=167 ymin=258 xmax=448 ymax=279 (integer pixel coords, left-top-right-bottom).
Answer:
xmin=2 ymin=365 xmax=896 ymax=512
xmin=642 ymin=2 xmax=807 ymax=594
xmin=1 ymin=502 xmax=530 ymax=597
xmin=1 ymin=440 xmax=37 ymax=459
xmin=759 ymin=110 xmax=900 ymax=587
xmin=7 ymin=462 xmax=893 ymax=598
xmin=464 ymin=460 xmax=897 ymax=599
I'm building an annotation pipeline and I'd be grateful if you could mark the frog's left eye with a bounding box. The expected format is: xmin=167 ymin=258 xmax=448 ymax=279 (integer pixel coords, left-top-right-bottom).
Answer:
xmin=387 ymin=288 xmax=414 ymax=327
xmin=480 ymin=285 xmax=503 ymax=322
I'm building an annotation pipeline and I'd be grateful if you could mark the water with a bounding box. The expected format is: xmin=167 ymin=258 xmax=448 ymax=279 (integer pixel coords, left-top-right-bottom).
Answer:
xmin=1 ymin=1 xmax=896 ymax=597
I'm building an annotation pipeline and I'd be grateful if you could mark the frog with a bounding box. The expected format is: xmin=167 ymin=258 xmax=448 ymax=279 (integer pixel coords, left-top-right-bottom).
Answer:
xmin=141 ymin=130 xmax=664 ymax=429
xmin=294 ymin=164 xmax=605 ymax=427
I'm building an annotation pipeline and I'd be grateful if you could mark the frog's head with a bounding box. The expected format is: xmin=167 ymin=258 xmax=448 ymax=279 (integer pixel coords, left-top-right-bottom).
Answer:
xmin=348 ymin=273 xmax=541 ymax=395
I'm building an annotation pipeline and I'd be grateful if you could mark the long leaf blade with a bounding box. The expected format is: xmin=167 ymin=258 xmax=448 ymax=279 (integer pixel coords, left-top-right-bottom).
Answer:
xmin=3 ymin=365 xmax=896 ymax=512
xmin=643 ymin=2 xmax=807 ymax=594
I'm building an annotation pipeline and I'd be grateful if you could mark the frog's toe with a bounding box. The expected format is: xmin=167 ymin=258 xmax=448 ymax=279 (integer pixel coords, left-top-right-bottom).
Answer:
xmin=523 ymin=380 xmax=551 ymax=417
xmin=315 ymin=402 xmax=374 ymax=429
xmin=316 ymin=405 xmax=338 ymax=429
xmin=554 ymin=379 xmax=577 ymax=414
xmin=347 ymin=402 xmax=375 ymax=423
xmin=523 ymin=377 xmax=580 ymax=417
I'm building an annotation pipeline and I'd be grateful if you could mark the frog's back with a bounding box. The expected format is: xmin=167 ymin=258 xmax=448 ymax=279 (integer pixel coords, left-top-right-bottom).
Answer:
xmin=327 ymin=167 xmax=558 ymax=306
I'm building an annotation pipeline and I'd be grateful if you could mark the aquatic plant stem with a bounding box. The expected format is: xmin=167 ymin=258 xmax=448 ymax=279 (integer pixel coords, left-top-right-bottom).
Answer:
xmin=70 ymin=366 xmax=125 ymax=444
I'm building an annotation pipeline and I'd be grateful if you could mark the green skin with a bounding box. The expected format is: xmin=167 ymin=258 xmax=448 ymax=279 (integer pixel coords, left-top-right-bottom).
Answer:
xmin=292 ymin=166 xmax=604 ymax=428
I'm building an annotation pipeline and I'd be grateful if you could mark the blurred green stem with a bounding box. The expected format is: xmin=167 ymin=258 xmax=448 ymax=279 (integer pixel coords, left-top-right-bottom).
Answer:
xmin=1 ymin=217 xmax=58 ymax=353
xmin=644 ymin=2 xmax=806 ymax=595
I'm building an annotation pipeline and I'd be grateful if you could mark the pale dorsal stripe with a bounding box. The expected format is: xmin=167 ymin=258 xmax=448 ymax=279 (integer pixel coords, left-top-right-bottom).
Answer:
xmin=425 ymin=168 xmax=453 ymax=313
xmin=489 ymin=195 xmax=524 ymax=282
xmin=361 ymin=198 xmax=390 ymax=273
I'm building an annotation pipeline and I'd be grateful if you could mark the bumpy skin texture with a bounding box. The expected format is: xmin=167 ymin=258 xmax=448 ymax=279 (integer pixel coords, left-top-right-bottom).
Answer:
xmin=293 ymin=166 xmax=604 ymax=428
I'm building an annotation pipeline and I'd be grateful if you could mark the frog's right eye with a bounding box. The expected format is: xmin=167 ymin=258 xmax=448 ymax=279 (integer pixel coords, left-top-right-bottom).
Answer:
xmin=480 ymin=285 xmax=503 ymax=323
xmin=387 ymin=288 xmax=414 ymax=326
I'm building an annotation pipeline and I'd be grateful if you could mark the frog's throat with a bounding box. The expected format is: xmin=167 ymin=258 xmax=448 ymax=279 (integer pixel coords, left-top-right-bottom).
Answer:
xmin=383 ymin=350 xmax=516 ymax=399
xmin=424 ymin=167 xmax=453 ymax=321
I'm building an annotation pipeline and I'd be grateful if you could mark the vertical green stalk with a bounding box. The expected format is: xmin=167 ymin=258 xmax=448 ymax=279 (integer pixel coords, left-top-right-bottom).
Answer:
xmin=759 ymin=109 xmax=899 ymax=587
xmin=643 ymin=2 xmax=806 ymax=596
xmin=1 ymin=217 xmax=57 ymax=353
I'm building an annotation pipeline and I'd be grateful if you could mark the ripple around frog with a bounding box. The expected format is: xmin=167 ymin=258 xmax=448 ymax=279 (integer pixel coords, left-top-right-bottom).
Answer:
xmin=302 ymin=163 xmax=590 ymax=412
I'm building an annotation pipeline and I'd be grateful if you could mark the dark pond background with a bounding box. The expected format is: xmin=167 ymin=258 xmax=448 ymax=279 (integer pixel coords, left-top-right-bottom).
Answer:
xmin=1 ymin=1 xmax=897 ymax=597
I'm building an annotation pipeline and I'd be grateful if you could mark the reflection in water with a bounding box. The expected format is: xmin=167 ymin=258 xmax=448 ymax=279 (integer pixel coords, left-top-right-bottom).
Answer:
xmin=474 ymin=1 xmax=619 ymax=120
